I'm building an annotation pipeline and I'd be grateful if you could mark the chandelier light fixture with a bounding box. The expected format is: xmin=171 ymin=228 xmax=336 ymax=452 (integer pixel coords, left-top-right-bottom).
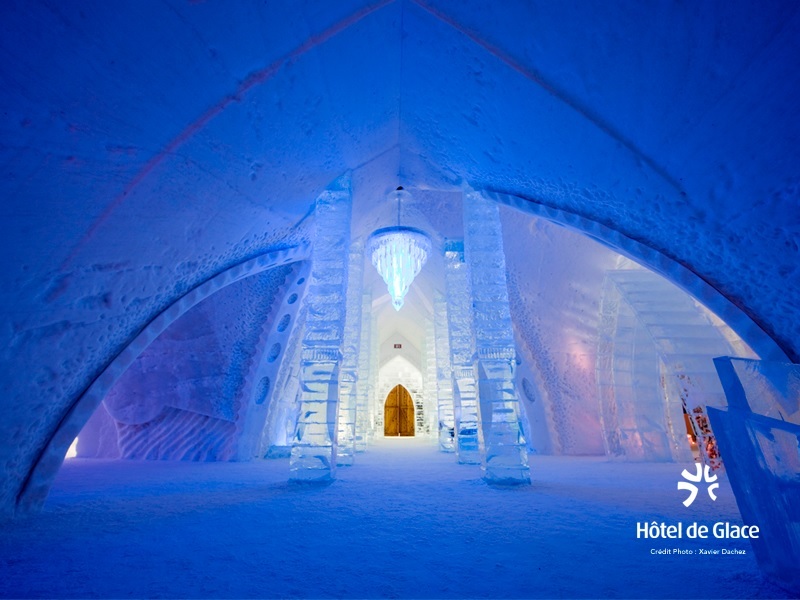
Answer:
xmin=367 ymin=188 xmax=431 ymax=311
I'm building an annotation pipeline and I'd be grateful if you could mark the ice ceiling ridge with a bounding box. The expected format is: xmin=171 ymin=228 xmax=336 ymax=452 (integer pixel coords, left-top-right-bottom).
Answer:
xmin=62 ymin=0 xmax=694 ymax=273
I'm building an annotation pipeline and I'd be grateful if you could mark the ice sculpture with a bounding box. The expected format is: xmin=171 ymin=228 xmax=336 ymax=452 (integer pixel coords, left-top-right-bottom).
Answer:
xmin=463 ymin=192 xmax=530 ymax=484
xmin=709 ymin=357 xmax=800 ymax=594
xmin=444 ymin=240 xmax=481 ymax=464
xmin=354 ymin=291 xmax=372 ymax=453
xmin=434 ymin=294 xmax=455 ymax=452
xmin=337 ymin=242 xmax=364 ymax=466
xmin=289 ymin=178 xmax=351 ymax=481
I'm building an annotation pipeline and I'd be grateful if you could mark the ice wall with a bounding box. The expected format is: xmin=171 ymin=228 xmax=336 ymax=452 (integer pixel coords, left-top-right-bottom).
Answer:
xmin=502 ymin=214 xmax=612 ymax=455
xmin=512 ymin=356 xmax=553 ymax=455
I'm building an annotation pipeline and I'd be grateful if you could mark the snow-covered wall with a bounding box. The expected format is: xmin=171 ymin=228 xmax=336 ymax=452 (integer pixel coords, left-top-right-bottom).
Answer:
xmin=503 ymin=213 xmax=615 ymax=455
xmin=1 ymin=0 xmax=798 ymax=516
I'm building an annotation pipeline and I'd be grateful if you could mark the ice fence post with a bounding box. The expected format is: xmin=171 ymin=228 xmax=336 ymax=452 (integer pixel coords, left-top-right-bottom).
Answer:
xmin=709 ymin=356 xmax=800 ymax=594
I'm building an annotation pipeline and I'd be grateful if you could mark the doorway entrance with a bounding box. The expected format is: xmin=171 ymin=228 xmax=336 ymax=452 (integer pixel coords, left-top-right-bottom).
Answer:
xmin=384 ymin=384 xmax=415 ymax=436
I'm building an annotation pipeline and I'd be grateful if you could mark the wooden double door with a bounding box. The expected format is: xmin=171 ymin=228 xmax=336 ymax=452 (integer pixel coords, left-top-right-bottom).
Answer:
xmin=384 ymin=384 xmax=415 ymax=437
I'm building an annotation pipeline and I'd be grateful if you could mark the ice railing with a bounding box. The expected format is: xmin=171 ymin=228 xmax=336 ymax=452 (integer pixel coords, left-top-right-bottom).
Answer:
xmin=709 ymin=357 xmax=800 ymax=594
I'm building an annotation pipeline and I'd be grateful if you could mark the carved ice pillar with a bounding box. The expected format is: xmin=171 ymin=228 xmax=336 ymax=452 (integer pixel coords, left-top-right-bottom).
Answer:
xmin=369 ymin=311 xmax=379 ymax=437
xmin=289 ymin=178 xmax=351 ymax=482
xmin=337 ymin=242 xmax=364 ymax=466
xmin=464 ymin=191 xmax=530 ymax=485
xmin=444 ymin=241 xmax=482 ymax=464
xmin=424 ymin=319 xmax=439 ymax=436
xmin=354 ymin=291 xmax=372 ymax=452
xmin=434 ymin=294 xmax=455 ymax=452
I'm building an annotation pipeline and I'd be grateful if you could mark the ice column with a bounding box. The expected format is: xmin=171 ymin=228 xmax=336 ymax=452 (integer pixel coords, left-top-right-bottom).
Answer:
xmin=289 ymin=178 xmax=351 ymax=482
xmin=355 ymin=292 xmax=372 ymax=452
xmin=444 ymin=241 xmax=481 ymax=464
xmin=369 ymin=311 xmax=379 ymax=438
xmin=424 ymin=320 xmax=439 ymax=436
xmin=434 ymin=294 xmax=455 ymax=452
xmin=464 ymin=191 xmax=530 ymax=485
xmin=337 ymin=242 xmax=364 ymax=466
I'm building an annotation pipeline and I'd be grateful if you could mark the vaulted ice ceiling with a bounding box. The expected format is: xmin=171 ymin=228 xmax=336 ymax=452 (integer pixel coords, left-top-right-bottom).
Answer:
xmin=1 ymin=0 xmax=799 ymax=516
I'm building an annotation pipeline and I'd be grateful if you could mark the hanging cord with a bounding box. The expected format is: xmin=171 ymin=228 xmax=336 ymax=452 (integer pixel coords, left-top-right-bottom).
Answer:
xmin=396 ymin=185 xmax=403 ymax=226
xmin=395 ymin=185 xmax=403 ymax=227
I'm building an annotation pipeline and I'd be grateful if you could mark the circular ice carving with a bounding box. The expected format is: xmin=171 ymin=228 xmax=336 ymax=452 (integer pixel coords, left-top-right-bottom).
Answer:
xmin=287 ymin=293 xmax=298 ymax=304
xmin=276 ymin=314 xmax=291 ymax=332
xmin=522 ymin=378 xmax=536 ymax=403
xmin=267 ymin=343 xmax=281 ymax=362
xmin=255 ymin=376 xmax=271 ymax=405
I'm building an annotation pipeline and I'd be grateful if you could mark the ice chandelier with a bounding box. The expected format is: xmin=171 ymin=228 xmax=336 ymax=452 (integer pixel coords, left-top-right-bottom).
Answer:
xmin=366 ymin=188 xmax=431 ymax=311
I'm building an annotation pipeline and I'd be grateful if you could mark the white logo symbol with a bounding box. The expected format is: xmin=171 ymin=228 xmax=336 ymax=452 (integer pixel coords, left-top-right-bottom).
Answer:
xmin=678 ymin=464 xmax=719 ymax=507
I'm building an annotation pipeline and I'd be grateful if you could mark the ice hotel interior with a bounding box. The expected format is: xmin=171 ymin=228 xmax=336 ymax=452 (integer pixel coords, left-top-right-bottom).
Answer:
xmin=1 ymin=1 xmax=799 ymax=598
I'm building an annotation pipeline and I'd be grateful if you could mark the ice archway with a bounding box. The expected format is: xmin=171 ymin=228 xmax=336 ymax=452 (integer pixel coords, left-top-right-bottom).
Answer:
xmin=1 ymin=0 xmax=799 ymax=520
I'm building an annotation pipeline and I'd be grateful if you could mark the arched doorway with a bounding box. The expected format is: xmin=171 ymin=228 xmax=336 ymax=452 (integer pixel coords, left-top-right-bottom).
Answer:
xmin=384 ymin=385 xmax=415 ymax=437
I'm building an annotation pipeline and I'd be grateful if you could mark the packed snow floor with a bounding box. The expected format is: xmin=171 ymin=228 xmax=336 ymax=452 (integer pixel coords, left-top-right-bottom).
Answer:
xmin=0 ymin=437 xmax=790 ymax=599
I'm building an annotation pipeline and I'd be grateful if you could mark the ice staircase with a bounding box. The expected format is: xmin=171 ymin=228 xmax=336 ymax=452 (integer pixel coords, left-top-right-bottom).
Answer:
xmin=597 ymin=268 xmax=752 ymax=465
